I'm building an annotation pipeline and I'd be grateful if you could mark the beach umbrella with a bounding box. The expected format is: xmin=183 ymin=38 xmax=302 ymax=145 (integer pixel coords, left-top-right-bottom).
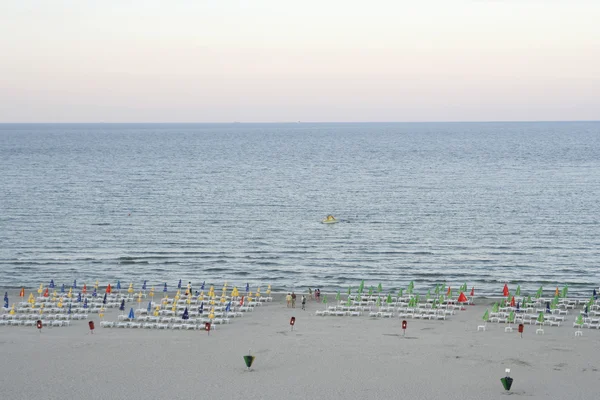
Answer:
xmin=61 ymin=284 xmax=65 ymax=293
xmin=4 ymin=292 xmax=8 ymax=302
xmin=482 ymin=309 xmax=489 ymax=322
xmin=335 ymin=291 xmax=340 ymax=301
xmin=94 ymin=280 xmax=99 ymax=289
xmin=43 ymin=288 xmax=49 ymax=297
xmin=92 ymin=287 xmax=97 ymax=297
xmin=154 ymin=306 xmax=160 ymax=317
xmin=358 ymin=280 xmax=364 ymax=294
xmin=102 ymin=293 xmax=107 ymax=305
xmin=77 ymin=292 xmax=82 ymax=302
xmin=106 ymin=283 xmax=112 ymax=294
xmin=537 ymin=312 xmax=544 ymax=324
xmin=535 ymin=286 xmax=543 ymax=298
xmin=346 ymin=297 xmax=351 ymax=307
xmin=516 ymin=301 xmax=520 ymax=312
xmin=434 ymin=284 xmax=440 ymax=295
xmin=470 ymin=287 xmax=475 ymax=297
xmin=83 ymin=298 xmax=88 ymax=309
xmin=502 ymin=284 xmax=509 ymax=297
xmin=149 ymin=287 xmax=155 ymax=298
xmin=201 ymin=281 xmax=205 ymax=290
xmin=49 ymin=280 xmax=55 ymax=289
xmin=545 ymin=302 xmax=551 ymax=313
xmin=322 ymin=295 xmax=328 ymax=306
xmin=594 ymin=289 xmax=597 ymax=300
xmin=68 ymin=303 xmax=72 ymax=315
xmin=398 ymin=288 xmax=403 ymax=298
xmin=584 ymin=305 xmax=588 ymax=316
xmin=376 ymin=297 xmax=381 ymax=307
xmin=555 ymin=287 xmax=560 ymax=297
xmin=386 ymin=294 xmax=393 ymax=304
xmin=347 ymin=286 xmax=351 ymax=295
xmin=127 ymin=283 xmax=134 ymax=295
xmin=9 ymin=304 xmax=16 ymax=315
xmin=377 ymin=283 xmax=383 ymax=293
xmin=178 ymin=280 xmax=182 ymax=289
xmin=575 ymin=314 xmax=584 ymax=326
xmin=492 ymin=302 xmax=499 ymax=313
xmin=526 ymin=295 xmax=532 ymax=305
xmin=408 ymin=281 xmax=414 ymax=292
xmin=163 ymin=283 xmax=168 ymax=293
xmin=128 ymin=308 xmax=135 ymax=320
xmin=147 ymin=301 xmax=152 ymax=313
xmin=142 ymin=280 xmax=147 ymax=291
xmin=119 ymin=299 xmax=125 ymax=312
xmin=117 ymin=280 xmax=121 ymax=291
xmin=245 ymin=283 xmax=249 ymax=293
xmin=198 ymin=302 xmax=204 ymax=314
xmin=508 ymin=311 xmax=515 ymax=324
xmin=73 ymin=280 xmax=77 ymax=289
xmin=3 ymin=296 xmax=8 ymax=309
xmin=458 ymin=292 xmax=468 ymax=305
xmin=515 ymin=285 xmax=521 ymax=296
xmin=37 ymin=284 xmax=43 ymax=295
xmin=182 ymin=307 xmax=189 ymax=320
xmin=510 ymin=296 xmax=516 ymax=307
xmin=356 ymin=293 xmax=361 ymax=303
xmin=83 ymin=284 xmax=87 ymax=294
xmin=368 ymin=286 xmax=373 ymax=296
xmin=562 ymin=285 xmax=568 ymax=298
xmin=99 ymin=307 xmax=105 ymax=320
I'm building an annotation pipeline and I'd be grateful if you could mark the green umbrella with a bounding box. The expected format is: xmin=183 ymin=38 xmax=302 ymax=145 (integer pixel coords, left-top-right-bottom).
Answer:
xmin=368 ymin=286 xmax=373 ymax=296
xmin=377 ymin=283 xmax=383 ymax=293
xmin=536 ymin=286 xmax=543 ymax=299
xmin=508 ymin=311 xmax=515 ymax=323
xmin=515 ymin=285 xmax=521 ymax=296
xmin=376 ymin=297 xmax=381 ymax=307
xmin=358 ymin=280 xmax=364 ymax=294
xmin=434 ymin=284 xmax=440 ymax=295
xmin=575 ymin=314 xmax=583 ymax=325
xmin=537 ymin=312 xmax=544 ymax=323
xmin=322 ymin=295 xmax=327 ymax=304
xmin=482 ymin=309 xmax=489 ymax=322
xmin=346 ymin=297 xmax=351 ymax=307
xmin=398 ymin=288 xmax=403 ymax=298
xmin=335 ymin=291 xmax=340 ymax=301
xmin=386 ymin=294 xmax=392 ymax=304
xmin=347 ymin=286 xmax=351 ymax=295
xmin=492 ymin=302 xmax=499 ymax=313
xmin=562 ymin=285 xmax=568 ymax=298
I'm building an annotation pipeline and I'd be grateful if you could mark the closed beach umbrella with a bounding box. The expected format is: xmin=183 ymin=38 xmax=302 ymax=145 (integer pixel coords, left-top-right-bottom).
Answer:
xmin=83 ymin=298 xmax=88 ymax=309
xmin=347 ymin=286 xmax=351 ymax=295
xmin=536 ymin=286 xmax=543 ymax=298
xmin=106 ymin=284 xmax=112 ymax=294
xmin=225 ymin=301 xmax=231 ymax=312
xmin=77 ymin=292 xmax=82 ymax=302
xmin=92 ymin=288 xmax=97 ymax=297
xmin=368 ymin=286 xmax=373 ymax=296
xmin=245 ymin=283 xmax=249 ymax=293
xmin=178 ymin=279 xmax=182 ymax=289
xmin=358 ymin=280 xmax=364 ymax=294
xmin=562 ymin=285 xmax=568 ymax=299
xmin=68 ymin=303 xmax=72 ymax=315
xmin=3 ymin=292 xmax=7 ymax=302
xmin=335 ymin=291 xmax=340 ymax=301
xmin=482 ymin=309 xmax=489 ymax=322
xmin=386 ymin=294 xmax=392 ymax=304
xmin=537 ymin=312 xmax=544 ymax=324
xmin=102 ymin=293 xmax=107 ymax=305
xmin=61 ymin=284 xmax=65 ymax=293
xmin=201 ymin=281 xmax=205 ymax=290
xmin=128 ymin=308 xmax=135 ymax=320
xmin=163 ymin=283 xmax=168 ymax=293
xmin=398 ymin=288 xmax=403 ymax=298
xmin=73 ymin=280 xmax=77 ymax=289
xmin=119 ymin=299 xmax=125 ymax=312
xmin=198 ymin=302 xmax=204 ymax=314
xmin=594 ymin=289 xmax=597 ymax=300
xmin=49 ymin=280 xmax=55 ymax=289
xmin=117 ymin=280 xmax=121 ymax=291
xmin=3 ymin=295 xmax=8 ymax=309
xmin=147 ymin=301 xmax=152 ymax=313
xmin=515 ymin=285 xmax=521 ymax=296
xmin=142 ymin=280 xmax=147 ymax=291
xmin=377 ymin=283 xmax=383 ymax=293
xmin=182 ymin=307 xmax=189 ymax=320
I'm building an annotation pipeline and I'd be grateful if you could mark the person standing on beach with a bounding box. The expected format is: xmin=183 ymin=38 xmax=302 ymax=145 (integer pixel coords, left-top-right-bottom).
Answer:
xmin=308 ymin=288 xmax=313 ymax=300
xmin=301 ymin=295 xmax=306 ymax=310
xmin=286 ymin=293 xmax=292 ymax=308
xmin=291 ymin=292 xmax=296 ymax=308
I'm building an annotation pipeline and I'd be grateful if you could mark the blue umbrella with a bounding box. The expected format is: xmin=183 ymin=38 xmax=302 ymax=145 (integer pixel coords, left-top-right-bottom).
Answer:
xmin=198 ymin=302 xmax=204 ymax=314
xmin=225 ymin=301 xmax=231 ymax=312
xmin=61 ymin=284 xmax=65 ymax=293
xmin=516 ymin=301 xmax=520 ymax=312
xmin=3 ymin=296 xmax=8 ymax=309
xmin=68 ymin=303 xmax=72 ymax=315
xmin=584 ymin=305 xmax=589 ymax=316
xmin=546 ymin=301 xmax=551 ymax=313
xmin=163 ymin=283 xmax=168 ymax=293
xmin=128 ymin=308 xmax=135 ymax=320
xmin=73 ymin=280 xmax=77 ymax=289
xmin=3 ymin=292 xmax=7 ymax=302
xmin=147 ymin=301 xmax=152 ymax=313
xmin=142 ymin=280 xmax=147 ymax=290
xmin=201 ymin=281 xmax=205 ymax=290
xmin=102 ymin=293 xmax=107 ymax=305
xmin=83 ymin=298 xmax=88 ymax=309
xmin=182 ymin=307 xmax=189 ymax=320
xmin=594 ymin=289 xmax=598 ymax=301
xmin=117 ymin=280 xmax=121 ymax=290
xmin=177 ymin=279 xmax=182 ymax=289
xmin=77 ymin=293 xmax=82 ymax=302
xmin=49 ymin=280 xmax=55 ymax=289
xmin=246 ymin=283 xmax=249 ymax=293
xmin=119 ymin=299 xmax=125 ymax=311
xmin=92 ymin=287 xmax=97 ymax=297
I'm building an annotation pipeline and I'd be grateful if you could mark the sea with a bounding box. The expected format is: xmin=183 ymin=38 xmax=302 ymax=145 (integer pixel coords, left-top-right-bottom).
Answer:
xmin=1 ymin=122 xmax=599 ymax=297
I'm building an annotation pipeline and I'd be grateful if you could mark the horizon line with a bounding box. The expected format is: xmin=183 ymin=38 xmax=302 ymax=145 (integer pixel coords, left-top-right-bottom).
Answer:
xmin=1 ymin=120 xmax=599 ymax=125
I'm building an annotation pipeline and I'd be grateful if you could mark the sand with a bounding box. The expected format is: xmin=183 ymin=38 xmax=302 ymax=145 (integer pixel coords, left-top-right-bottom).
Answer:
xmin=1 ymin=289 xmax=600 ymax=400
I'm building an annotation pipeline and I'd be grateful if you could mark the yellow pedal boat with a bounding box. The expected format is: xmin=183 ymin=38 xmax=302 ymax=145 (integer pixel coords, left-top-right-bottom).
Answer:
xmin=321 ymin=215 xmax=338 ymax=224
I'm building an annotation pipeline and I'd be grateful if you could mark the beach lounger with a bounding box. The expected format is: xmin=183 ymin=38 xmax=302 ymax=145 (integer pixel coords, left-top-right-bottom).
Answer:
xmin=100 ymin=321 xmax=114 ymax=328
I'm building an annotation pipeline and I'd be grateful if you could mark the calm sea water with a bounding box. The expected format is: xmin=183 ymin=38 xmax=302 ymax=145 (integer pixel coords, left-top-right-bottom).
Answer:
xmin=1 ymin=122 xmax=599 ymax=297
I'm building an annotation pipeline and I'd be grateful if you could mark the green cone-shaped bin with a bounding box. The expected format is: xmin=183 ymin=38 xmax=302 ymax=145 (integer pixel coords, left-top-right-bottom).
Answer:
xmin=501 ymin=377 xmax=513 ymax=391
xmin=243 ymin=355 xmax=255 ymax=369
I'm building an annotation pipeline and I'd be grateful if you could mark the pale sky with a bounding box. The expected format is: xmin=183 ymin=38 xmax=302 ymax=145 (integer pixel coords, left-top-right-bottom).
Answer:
xmin=1 ymin=0 xmax=599 ymax=122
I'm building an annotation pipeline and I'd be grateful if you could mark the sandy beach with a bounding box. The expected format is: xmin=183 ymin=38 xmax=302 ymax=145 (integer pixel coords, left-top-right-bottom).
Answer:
xmin=1 ymin=289 xmax=600 ymax=400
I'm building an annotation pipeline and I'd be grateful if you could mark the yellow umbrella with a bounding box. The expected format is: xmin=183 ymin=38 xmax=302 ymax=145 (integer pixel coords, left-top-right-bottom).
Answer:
xmin=9 ymin=304 xmax=15 ymax=315
xmin=220 ymin=295 xmax=226 ymax=304
xmin=171 ymin=302 xmax=176 ymax=312
xmin=162 ymin=295 xmax=168 ymax=305
xmin=67 ymin=288 xmax=73 ymax=298
xmin=94 ymin=280 xmax=99 ymax=289
xmin=99 ymin=308 xmax=105 ymax=320
xmin=137 ymin=292 xmax=142 ymax=304
xmin=154 ymin=306 xmax=160 ymax=317
xmin=187 ymin=296 xmax=191 ymax=305
xmin=57 ymin=300 xmax=63 ymax=308
xmin=39 ymin=303 xmax=44 ymax=315
xmin=266 ymin=284 xmax=271 ymax=295
xmin=37 ymin=284 xmax=43 ymax=295
xmin=199 ymin=291 xmax=205 ymax=301
xmin=28 ymin=293 xmax=35 ymax=304
xmin=128 ymin=283 xmax=134 ymax=294
xmin=149 ymin=287 xmax=155 ymax=299
xmin=209 ymin=307 xmax=215 ymax=320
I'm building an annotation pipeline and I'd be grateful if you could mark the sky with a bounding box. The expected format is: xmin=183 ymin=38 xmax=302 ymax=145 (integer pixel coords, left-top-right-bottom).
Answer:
xmin=1 ymin=0 xmax=599 ymax=123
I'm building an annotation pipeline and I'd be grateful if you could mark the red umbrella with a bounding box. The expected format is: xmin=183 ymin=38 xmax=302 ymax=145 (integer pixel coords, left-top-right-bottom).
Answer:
xmin=503 ymin=284 xmax=509 ymax=297
xmin=106 ymin=284 xmax=112 ymax=294
xmin=510 ymin=296 xmax=515 ymax=307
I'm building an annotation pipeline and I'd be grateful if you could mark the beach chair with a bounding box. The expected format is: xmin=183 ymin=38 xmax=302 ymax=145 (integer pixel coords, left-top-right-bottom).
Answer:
xmin=477 ymin=323 xmax=487 ymax=332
